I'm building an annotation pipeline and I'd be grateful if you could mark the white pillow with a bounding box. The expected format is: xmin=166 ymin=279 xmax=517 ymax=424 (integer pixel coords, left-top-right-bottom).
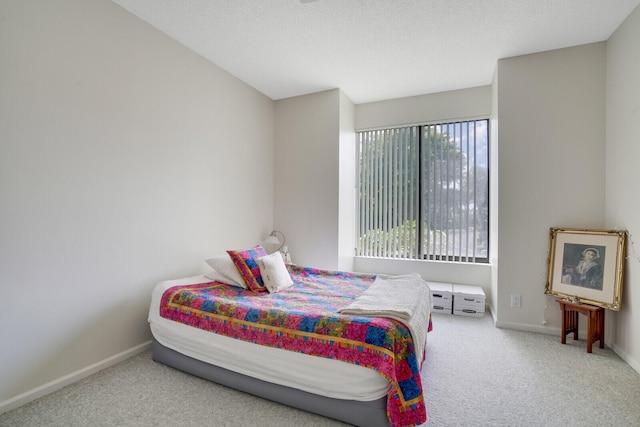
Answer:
xmin=256 ymin=252 xmax=293 ymax=293
xmin=205 ymin=255 xmax=247 ymax=289
xmin=204 ymin=270 xmax=240 ymax=287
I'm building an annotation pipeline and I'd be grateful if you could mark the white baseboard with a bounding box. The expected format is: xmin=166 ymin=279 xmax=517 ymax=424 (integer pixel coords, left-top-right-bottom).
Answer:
xmin=0 ymin=341 xmax=151 ymax=415
xmin=495 ymin=319 xmax=560 ymax=336
xmin=611 ymin=342 xmax=640 ymax=375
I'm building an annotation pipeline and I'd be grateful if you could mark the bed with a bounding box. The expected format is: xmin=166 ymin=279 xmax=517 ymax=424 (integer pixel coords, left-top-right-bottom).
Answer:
xmin=149 ymin=257 xmax=431 ymax=427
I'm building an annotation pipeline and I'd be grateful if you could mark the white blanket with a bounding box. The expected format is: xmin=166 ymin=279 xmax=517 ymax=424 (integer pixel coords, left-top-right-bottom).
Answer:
xmin=338 ymin=273 xmax=431 ymax=361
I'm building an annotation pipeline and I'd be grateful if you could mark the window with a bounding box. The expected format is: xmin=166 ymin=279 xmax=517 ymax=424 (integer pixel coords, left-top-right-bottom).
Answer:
xmin=356 ymin=119 xmax=489 ymax=263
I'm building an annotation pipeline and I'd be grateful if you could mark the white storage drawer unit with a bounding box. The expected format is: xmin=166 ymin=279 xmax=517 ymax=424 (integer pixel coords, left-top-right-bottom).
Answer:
xmin=427 ymin=282 xmax=453 ymax=314
xmin=453 ymin=284 xmax=485 ymax=317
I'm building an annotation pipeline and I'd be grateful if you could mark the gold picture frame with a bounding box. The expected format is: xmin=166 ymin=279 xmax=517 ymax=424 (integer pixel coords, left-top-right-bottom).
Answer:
xmin=545 ymin=228 xmax=627 ymax=311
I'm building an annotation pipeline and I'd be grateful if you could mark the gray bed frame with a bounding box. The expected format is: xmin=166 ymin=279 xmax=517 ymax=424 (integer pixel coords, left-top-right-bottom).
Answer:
xmin=152 ymin=338 xmax=391 ymax=427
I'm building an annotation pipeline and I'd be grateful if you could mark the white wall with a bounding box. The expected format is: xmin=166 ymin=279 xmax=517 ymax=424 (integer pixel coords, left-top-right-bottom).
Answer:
xmin=489 ymin=68 xmax=500 ymax=318
xmin=274 ymin=89 xmax=341 ymax=269
xmin=605 ymin=5 xmax=640 ymax=372
xmin=338 ymin=91 xmax=357 ymax=272
xmin=274 ymin=86 xmax=496 ymax=287
xmin=495 ymin=43 xmax=606 ymax=332
xmin=0 ymin=0 xmax=275 ymax=409
xmin=355 ymin=86 xmax=492 ymax=130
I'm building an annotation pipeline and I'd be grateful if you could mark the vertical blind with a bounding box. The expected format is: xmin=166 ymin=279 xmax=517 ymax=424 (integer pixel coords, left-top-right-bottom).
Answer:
xmin=357 ymin=120 xmax=489 ymax=262
xmin=358 ymin=127 xmax=419 ymax=259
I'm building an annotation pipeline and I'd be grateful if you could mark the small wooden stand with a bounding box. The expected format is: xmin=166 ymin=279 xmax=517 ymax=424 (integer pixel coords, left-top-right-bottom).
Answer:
xmin=557 ymin=299 xmax=604 ymax=353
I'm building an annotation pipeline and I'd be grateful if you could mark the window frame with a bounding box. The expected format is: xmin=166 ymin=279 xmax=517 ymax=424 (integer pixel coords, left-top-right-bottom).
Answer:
xmin=356 ymin=118 xmax=490 ymax=264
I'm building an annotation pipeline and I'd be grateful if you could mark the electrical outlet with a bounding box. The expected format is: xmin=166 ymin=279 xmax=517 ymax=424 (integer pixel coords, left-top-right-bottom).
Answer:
xmin=511 ymin=294 xmax=521 ymax=307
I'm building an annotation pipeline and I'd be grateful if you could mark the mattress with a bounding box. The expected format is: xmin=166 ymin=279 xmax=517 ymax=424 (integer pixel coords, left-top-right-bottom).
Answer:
xmin=151 ymin=338 xmax=391 ymax=427
xmin=148 ymin=275 xmax=389 ymax=401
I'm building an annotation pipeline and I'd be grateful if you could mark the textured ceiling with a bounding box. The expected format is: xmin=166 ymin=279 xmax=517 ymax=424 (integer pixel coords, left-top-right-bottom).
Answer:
xmin=112 ymin=0 xmax=640 ymax=104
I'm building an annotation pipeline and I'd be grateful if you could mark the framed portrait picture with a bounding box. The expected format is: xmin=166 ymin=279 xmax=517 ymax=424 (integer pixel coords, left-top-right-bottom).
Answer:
xmin=545 ymin=228 xmax=627 ymax=311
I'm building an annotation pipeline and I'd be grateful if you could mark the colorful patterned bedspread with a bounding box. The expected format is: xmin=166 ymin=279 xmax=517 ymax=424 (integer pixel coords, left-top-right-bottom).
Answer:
xmin=160 ymin=265 xmax=431 ymax=427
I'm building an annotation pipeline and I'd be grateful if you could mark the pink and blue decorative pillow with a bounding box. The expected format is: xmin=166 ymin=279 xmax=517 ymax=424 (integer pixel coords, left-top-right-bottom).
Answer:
xmin=227 ymin=246 xmax=268 ymax=292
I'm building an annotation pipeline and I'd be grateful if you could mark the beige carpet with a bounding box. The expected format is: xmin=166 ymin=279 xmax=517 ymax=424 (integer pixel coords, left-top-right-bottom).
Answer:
xmin=2 ymin=313 xmax=639 ymax=426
